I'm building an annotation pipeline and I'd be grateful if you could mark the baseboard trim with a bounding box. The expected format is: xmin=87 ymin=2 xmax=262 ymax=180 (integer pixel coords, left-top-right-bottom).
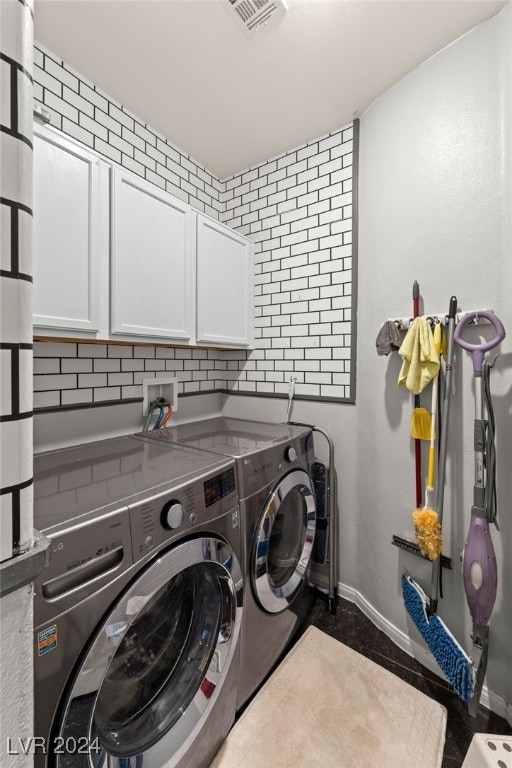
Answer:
xmin=337 ymin=581 xmax=508 ymax=720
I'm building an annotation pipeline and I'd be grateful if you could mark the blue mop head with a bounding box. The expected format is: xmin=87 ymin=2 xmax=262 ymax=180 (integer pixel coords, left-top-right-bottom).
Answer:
xmin=402 ymin=574 xmax=474 ymax=702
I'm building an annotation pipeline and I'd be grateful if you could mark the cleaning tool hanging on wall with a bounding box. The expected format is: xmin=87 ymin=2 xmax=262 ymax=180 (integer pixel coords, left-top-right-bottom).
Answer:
xmin=412 ymin=322 xmax=443 ymax=561
xmin=412 ymin=282 xmax=424 ymax=509
xmin=454 ymin=310 xmax=506 ymax=716
xmin=375 ymin=320 xmax=407 ymax=356
xmin=410 ymin=282 xmax=433 ymax=442
xmin=398 ymin=316 xmax=440 ymax=395
xmin=407 ymin=282 xmax=425 ymax=507
xmin=402 ymin=297 xmax=474 ymax=702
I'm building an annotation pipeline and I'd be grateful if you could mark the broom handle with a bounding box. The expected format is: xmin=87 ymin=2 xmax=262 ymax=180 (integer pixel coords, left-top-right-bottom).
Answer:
xmin=430 ymin=296 xmax=457 ymax=611
xmin=413 ymin=281 xmax=422 ymax=507
xmin=426 ymin=324 xmax=442 ymax=497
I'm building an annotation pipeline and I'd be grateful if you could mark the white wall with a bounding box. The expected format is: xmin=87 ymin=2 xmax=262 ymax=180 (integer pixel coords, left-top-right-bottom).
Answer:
xmin=229 ymin=2 xmax=512 ymax=715
xmin=32 ymin=45 xmax=355 ymax=411
xmin=30 ymin=1 xmax=512 ymax=718
xmin=0 ymin=0 xmax=36 ymax=763
xmin=357 ymin=2 xmax=512 ymax=708
xmin=0 ymin=586 xmax=34 ymax=767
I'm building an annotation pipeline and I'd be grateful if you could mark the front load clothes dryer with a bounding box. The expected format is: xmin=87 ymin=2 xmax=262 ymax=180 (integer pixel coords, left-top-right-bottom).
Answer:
xmin=136 ymin=417 xmax=317 ymax=710
xmin=33 ymin=435 xmax=243 ymax=768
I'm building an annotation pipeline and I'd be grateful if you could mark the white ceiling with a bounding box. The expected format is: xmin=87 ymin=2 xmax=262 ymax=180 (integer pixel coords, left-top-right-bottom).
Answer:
xmin=34 ymin=0 xmax=508 ymax=180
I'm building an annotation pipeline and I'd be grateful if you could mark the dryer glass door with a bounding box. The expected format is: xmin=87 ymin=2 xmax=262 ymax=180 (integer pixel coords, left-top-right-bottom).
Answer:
xmin=56 ymin=536 xmax=242 ymax=768
xmin=253 ymin=469 xmax=316 ymax=613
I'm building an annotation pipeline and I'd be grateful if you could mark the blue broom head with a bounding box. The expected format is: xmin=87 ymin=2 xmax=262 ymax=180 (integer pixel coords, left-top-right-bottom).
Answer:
xmin=401 ymin=574 xmax=474 ymax=702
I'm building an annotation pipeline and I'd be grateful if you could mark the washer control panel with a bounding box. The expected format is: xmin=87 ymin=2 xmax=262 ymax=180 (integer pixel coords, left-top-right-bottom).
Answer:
xmin=129 ymin=464 xmax=237 ymax=562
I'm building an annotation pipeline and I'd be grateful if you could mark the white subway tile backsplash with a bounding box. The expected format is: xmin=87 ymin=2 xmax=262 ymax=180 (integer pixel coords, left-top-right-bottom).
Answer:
xmin=78 ymin=82 xmax=109 ymax=112
xmin=34 ymin=391 xmax=60 ymax=409
xmin=34 ymin=65 xmax=62 ymax=97
xmin=122 ymin=385 xmax=143 ymax=399
xmin=33 ymin=358 xmax=59 ymax=375
xmin=34 ymin=341 xmax=76 ymax=357
xmin=63 ymin=85 xmax=94 ymax=117
xmin=43 ymin=90 xmax=78 ymax=122
xmin=95 ymin=358 xmax=121 ymax=373
xmin=44 ymin=57 xmax=78 ymax=91
xmin=92 ymin=137 xmax=122 ymax=164
xmin=319 ymin=133 xmax=342 ymax=153
xmin=78 ymin=344 xmax=106 ymax=358
xmin=62 ymin=117 xmax=94 ymax=148
xmin=33 ymin=374 xmax=77 ymax=391
xmin=95 ymin=107 xmax=122 ymax=135
xmin=61 ymin=358 xmax=93 ymax=374
xmin=33 ymin=43 xmax=355 ymax=406
xmin=94 ymin=386 xmax=121 ymax=402
xmin=79 ymin=373 xmax=107 ymax=388
xmin=108 ymin=103 xmax=134 ymax=131
xmin=62 ymin=388 xmax=92 ymax=405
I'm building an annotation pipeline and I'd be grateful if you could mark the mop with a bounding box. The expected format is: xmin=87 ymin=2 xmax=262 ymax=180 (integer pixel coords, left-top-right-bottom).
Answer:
xmin=402 ymin=297 xmax=474 ymax=702
xmin=454 ymin=309 xmax=506 ymax=715
xmin=412 ymin=322 xmax=443 ymax=561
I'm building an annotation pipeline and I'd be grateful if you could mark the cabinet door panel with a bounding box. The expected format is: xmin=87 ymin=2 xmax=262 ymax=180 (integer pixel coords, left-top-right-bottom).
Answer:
xmin=196 ymin=216 xmax=253 ymax=347
xmin=33 ymin=128 xmax=107 ymax=332
xmin=111 ymin=169 xmax=194 ymax=341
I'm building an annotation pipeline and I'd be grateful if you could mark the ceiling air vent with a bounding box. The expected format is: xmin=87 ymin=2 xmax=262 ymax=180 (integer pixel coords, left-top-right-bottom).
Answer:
xmin=226 ymin=0 xmax=288 ymax=38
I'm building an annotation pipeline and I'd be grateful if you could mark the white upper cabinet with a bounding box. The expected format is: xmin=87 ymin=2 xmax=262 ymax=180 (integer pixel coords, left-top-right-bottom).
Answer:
xmin=32 ymin=126 xmax=254 ymax=348
xmin=196 ymin=215 xmax=254 ymax=348
xmin=110 ymin=168 xmax=195 ymax=342
xmin=33 ymin=124 xmax=109 ymax=335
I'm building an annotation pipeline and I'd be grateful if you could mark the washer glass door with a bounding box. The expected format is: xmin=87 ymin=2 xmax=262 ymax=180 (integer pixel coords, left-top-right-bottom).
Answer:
xmin=56 ymin=536 xmax=241 ymax=768
xmin=253 ymin=469 xmax=316 ymax=613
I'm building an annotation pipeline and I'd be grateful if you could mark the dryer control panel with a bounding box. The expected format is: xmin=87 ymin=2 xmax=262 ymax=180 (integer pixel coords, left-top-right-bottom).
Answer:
xmin=129 ymin=463 xmax=237 ymax=562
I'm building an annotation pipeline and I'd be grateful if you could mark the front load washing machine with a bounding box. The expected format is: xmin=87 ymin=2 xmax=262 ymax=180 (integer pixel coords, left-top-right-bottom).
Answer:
xmin=33 ymin=435 xmax=243 ymax=768
xmin=136 ymin=417 xmax=317 ymax=709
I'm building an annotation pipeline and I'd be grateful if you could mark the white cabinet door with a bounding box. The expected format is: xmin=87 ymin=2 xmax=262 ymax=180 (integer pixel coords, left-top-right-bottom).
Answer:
xmin=196 ymin=215 xmax=253 ymax=348
xmin=111 ymin=168 xmax=195 ymax=341
xmin=33 ymin=125 xmax=109 ymax=334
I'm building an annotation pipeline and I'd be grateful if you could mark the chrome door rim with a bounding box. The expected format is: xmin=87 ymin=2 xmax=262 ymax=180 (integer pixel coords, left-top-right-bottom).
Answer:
xmin=253 ymin=470 xmax=316 ymax=613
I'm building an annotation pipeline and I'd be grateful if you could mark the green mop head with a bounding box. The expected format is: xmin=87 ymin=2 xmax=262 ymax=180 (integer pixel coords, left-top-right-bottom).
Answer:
xmin=402 ymin=574 xmax=474 ymax=702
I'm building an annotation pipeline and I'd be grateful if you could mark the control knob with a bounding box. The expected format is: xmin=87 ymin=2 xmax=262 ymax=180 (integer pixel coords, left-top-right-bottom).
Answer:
xmin=285 ymin=446 xmax=297 ymax=463
xmin=161 ymin=500 xmax=185 ymax=530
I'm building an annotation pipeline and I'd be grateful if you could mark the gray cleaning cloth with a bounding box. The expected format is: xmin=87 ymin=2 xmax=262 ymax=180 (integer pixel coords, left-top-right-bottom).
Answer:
xmin=376 ymin=321 xmax=407 ymax=356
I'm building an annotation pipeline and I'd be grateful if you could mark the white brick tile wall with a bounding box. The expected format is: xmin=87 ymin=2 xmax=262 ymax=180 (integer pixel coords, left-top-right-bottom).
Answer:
xmin=32 ymin=44 xmax=356 ymax=409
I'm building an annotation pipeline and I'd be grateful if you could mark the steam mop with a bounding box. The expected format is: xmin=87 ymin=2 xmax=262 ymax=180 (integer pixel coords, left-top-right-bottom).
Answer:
xmin=454 ymin=309 xmax=506 ymax=715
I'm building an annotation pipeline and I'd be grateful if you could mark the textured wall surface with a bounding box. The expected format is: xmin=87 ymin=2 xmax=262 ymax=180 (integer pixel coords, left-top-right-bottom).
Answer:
xmin=0 ymin=585 xmax=34 ymax=767
xmin=1 ymin=0 xmax=34 ymax=561
xmin=221 ymin=126 xmax=355 ymax=401
xmin=0 ymin=1 xmax=35 ymax=764
xmin=356 ymin=3 xmax=512 ymax=712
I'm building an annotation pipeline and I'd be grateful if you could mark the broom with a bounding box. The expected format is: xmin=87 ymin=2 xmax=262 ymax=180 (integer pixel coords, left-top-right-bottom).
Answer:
xmin=403 ymin=296 xmax=474 ymax=702
xmin=410 ymin=282 xmax=431 ymax=497
xmin=412 ymin=322 xmax=442 ymax=560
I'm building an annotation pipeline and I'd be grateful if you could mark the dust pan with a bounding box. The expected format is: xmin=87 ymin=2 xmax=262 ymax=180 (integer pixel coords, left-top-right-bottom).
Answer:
xmin=411 ymin=407 xmax=432 ymax=440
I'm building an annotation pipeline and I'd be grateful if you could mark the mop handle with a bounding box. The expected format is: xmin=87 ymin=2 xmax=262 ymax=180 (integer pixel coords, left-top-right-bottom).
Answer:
xmin=430 ymin=296 xmax=457 ymax=610
xmin=455 ymin=310 xmax=505 ymax=490
xmin=454 ymin=311 xmax=505 ymax=374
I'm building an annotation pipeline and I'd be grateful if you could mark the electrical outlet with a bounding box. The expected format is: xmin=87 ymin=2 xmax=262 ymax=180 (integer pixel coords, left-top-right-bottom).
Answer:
xmin=142 ymin=377 xmax=178 ymax=417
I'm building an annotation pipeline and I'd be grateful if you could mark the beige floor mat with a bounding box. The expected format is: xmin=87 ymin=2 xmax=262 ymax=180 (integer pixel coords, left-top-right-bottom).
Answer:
xmin=211 ymin=625 xmax=446 ymax=768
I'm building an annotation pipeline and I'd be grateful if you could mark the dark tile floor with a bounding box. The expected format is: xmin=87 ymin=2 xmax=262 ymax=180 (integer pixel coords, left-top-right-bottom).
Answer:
xmin=301 ymin=593 xmax=512 ymax=768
